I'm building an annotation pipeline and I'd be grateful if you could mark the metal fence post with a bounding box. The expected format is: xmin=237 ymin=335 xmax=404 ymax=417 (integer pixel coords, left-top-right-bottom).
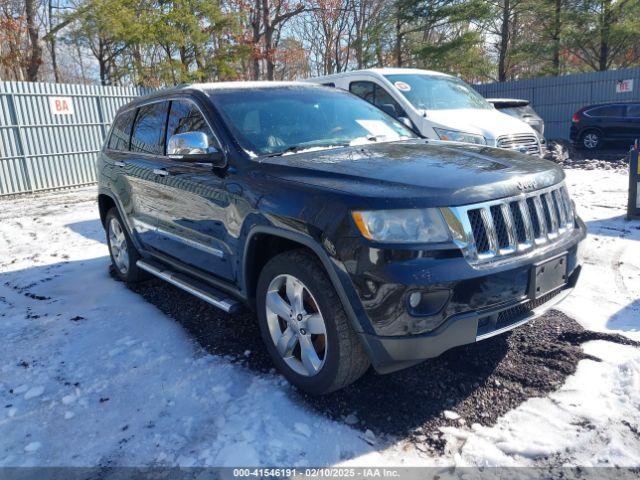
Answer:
xmin=628 ymin=141 xmax=640 ymax=220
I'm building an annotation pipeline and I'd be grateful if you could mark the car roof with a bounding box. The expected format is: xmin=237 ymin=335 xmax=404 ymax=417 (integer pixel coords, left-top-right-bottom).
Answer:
xmin=120 ymin=81 xmax=325 ymax=111
xmin=308 ymin=67 xmax=453 ymax=82
xmin=582 ymin=101 xmax=639 ymax=109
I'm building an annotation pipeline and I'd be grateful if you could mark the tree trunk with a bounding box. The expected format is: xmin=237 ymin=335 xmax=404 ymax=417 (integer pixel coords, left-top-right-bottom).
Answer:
xmin=498 ymin=0 xmax=511 ymax=82
xmin=262 ymin=0 xmax=274 ymax=80
xmin=251 ymin=0 xmax=261 ymax=80
xmin=598 ymin=0 xmax=611 ymax=71
xmin=551 ymin=0 xmax=561 ymax=76
xmin=25 ymin=0 xmax=42 ymax=81
xmin=395 ymin=11 xmax=402 ymax=67
xmin=49 ymin=0 xmax=59 ymax=82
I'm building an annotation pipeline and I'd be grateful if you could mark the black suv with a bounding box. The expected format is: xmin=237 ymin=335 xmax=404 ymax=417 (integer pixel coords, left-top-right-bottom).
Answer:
xmin=98 ymin=82 xmax=585 ymax=394
xmin=570 ymin=101 xmax=640 ymax=150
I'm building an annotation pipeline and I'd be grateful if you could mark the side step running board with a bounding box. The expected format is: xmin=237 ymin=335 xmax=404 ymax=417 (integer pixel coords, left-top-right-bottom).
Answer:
xmin=136 ymin=260 xmax=241 ymax=314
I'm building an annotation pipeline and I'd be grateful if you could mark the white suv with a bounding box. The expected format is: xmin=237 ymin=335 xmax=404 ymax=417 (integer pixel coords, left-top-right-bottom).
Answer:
xmin=306 ymin=68 xmax=542 ymax=156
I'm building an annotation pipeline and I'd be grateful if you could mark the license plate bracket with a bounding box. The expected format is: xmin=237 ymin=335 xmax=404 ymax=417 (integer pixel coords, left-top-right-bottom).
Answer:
xmin=530 ymin=254 xmax=568 ymax=299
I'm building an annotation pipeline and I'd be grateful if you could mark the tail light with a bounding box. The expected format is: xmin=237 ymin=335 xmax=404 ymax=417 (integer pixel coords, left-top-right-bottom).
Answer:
xmin=571 ymin=112 xmax=580 ymax=123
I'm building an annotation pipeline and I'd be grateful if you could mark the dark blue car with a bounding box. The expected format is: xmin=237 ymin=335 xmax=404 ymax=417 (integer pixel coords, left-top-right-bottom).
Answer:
xmin=570 ymin=102 xmax=640 ymax=150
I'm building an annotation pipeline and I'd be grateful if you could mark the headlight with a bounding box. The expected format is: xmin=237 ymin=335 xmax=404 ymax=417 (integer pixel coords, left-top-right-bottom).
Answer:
xmin=351 ymin=209 xmax=450 ymax=243
xmin=433 ymin=128 xmax=486 ymax=145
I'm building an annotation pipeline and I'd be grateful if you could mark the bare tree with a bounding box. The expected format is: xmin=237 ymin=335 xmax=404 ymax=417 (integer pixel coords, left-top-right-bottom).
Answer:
xmin=25 ymin=0 xmax=43 ymax=80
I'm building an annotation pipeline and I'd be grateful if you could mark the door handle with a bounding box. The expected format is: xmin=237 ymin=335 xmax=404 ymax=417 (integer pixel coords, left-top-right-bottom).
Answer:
xmin=153 ymin=169 xmax=169 ymax=177
xmin=114 ymin=161 xmax=125 ymax=167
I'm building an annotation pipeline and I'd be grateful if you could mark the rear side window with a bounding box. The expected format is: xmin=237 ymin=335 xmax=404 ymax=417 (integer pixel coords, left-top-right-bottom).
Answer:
xmin=166 ymin=99 xmax=215 ymax=149
xmin=626 ymin=104 xmax=640 ymax=117
xmin=587 ymin=105 xmax=625 ymax=117
xmin=130 ymin=102 xmax=168 ymax=155
xmin=107 ymin=109 xmax=135 ymax=151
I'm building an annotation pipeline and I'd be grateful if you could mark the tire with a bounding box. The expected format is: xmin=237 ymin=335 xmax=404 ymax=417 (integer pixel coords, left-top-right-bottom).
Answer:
xmin=105 ymin=208 xmax=147 ymax=283
xmin=256 ymin=249 xmax=370 ymax=395
xmin=580 ymin=130 xmax=601 ymax=150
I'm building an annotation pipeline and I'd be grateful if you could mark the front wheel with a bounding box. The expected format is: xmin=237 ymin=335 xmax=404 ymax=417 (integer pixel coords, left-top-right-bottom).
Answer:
xmin=256 ymin=250 xmax=370 ymax=395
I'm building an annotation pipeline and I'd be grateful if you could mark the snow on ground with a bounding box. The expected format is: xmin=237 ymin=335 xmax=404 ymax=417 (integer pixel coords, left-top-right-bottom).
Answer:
xmin=0 ymin=168 xmax=639 ymax=467
xmin=558 ymin=169 xmax=640 ymax=340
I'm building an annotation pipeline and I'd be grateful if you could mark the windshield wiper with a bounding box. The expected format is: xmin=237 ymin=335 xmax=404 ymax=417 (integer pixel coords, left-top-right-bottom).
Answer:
xmin=266 ymin=146 xmax=303 ymax=157
xmin=265 ymin=143 xmax=350 ymax=157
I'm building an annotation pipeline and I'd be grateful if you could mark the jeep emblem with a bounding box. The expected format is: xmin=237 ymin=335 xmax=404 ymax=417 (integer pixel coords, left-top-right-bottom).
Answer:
xmin=517 ymin=179 xmax=537 ymax=191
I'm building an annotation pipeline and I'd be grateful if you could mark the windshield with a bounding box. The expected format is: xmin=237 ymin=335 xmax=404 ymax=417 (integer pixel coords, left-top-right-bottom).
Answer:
xmin=209 ymin=87 xmax=416 ymax=157
xmin=384 ymin=74 xmax=492 ymax=111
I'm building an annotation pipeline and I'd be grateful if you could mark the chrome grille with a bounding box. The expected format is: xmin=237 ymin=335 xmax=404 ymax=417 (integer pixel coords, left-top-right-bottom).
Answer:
xmin=444 ymin=184 xmax=575 ymax=265
xmin=497 ymin=134 xmax=541 ymax=156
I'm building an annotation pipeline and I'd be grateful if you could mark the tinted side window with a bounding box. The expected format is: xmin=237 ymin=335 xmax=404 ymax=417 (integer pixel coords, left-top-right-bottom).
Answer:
xmin=107 ymin=109 xmax=135 ymax=151
xmin=626 ymin=104 xmax=640 ymax=117
xmin=166 ymin=100 xmax=215 ymax=149
xmin=130 ymin=102 xmax=168 ymax=155
xmin=587 ymin=105 xmax=625 ymax=117
xmin=349 ymin=81 xmax=375 ymax=103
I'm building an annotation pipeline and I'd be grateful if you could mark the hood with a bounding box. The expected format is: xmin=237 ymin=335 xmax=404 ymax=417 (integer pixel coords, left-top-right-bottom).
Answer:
xmin=260 ymin=139 xmax=564 ymax=207
xmin=419 ymin=108 xmax=537 ymax=141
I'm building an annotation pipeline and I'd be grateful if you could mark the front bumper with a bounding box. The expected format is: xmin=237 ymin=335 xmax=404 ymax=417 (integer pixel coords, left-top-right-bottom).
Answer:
xmin=336 ymin=219 xmax=586 ymax=374
xmin=362 ymin=267 xmax=580 ymax=373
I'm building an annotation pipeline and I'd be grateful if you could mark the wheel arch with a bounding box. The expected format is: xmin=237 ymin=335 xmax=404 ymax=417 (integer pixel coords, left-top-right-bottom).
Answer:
xmin=97 ymin=188 xmax=144 ymax=252
xmin=242 ymin=226 xmax=369 ymax=335
xmin=579 ymin=127 xmax=605 ymax=141
xmin=98 ymin=193 xmax=116 ymax=227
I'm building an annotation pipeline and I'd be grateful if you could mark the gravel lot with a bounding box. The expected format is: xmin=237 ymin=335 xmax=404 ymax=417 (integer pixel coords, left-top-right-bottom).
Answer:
xmin=127 ymin=273 xmax=639 ymax=453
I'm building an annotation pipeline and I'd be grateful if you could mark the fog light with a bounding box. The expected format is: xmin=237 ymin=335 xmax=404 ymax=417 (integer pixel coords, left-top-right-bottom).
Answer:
xmin=408 ymin=292 xmax=422 ymax=308
xmin=406 ymin=289 xmax=451 ymax=317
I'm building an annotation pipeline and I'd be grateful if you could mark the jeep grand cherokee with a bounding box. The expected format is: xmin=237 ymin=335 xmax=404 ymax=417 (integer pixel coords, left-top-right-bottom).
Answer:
xmin=98 ymin=82 xmax=586 ymax=395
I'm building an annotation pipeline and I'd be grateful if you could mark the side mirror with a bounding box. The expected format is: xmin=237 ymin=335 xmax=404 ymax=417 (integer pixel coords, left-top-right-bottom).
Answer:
xmin=380 ymin=103 xmax=398 ymax=118
xmin=167 ymin=132 xmax=225 ymax=167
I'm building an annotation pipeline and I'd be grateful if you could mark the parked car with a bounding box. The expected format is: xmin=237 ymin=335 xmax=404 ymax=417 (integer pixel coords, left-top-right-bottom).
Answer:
xmin=570 ymin=102 xmax=640 ymax=150
xmin=98 ymin=82 xmax=585 ymax=395
xmin=306 ymin=68 xmax=543 ymax=156
xmin=487 ymin=98 xmax=545 ymax=143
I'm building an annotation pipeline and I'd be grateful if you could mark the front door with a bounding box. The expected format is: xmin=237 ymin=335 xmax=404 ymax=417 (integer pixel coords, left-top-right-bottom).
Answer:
xmin=150 ymin=98 xmax=236 ymax=281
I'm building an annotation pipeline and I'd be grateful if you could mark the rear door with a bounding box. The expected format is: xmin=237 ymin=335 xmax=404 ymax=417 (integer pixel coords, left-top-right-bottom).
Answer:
xmin=125 ymin=100 xmax=171 ymax=251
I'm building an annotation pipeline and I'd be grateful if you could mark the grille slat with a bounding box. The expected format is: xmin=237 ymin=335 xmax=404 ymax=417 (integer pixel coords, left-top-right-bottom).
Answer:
xmin=496 ymin=134 xmax=541 ymax=156
xmin=459 ymin=184 xmax=575 ymax=264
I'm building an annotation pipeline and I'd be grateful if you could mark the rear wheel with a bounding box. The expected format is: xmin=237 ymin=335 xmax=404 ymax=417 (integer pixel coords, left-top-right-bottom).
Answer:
xmin=581 ymin=130 xmax=601 ymax=150
xmin=256 ymin=250 xmax=370 ymax=395
xmin=105 ymin=208 xmax=146 ymax=283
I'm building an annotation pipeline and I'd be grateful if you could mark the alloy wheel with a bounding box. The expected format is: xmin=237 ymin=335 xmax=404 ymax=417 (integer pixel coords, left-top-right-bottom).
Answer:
xmin=108 ymin=217 xmax=129 ymax=275
xmin=265 ymin=274 xmax=327 ymax=376
xmin=583 ymin=132 xmax=599 ymax=149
